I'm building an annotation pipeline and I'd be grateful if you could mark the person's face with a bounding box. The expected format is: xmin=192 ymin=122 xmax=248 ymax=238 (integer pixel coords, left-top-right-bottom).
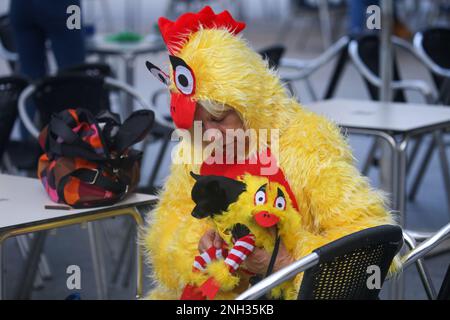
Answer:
xmin=194 ymin=103 xmax=245 ymax=150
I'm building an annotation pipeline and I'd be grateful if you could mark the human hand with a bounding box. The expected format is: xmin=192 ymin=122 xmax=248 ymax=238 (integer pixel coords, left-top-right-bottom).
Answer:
xmin=243 ymin=241 xmax=294 ymax=276
xmin=198 ymin=229 xmax=225 ymax=252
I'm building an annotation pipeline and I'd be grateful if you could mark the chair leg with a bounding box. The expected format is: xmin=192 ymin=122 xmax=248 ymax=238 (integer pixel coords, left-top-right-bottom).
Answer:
xmin=16 ymin=237 xmax=44 ymax=289
xmin=26 ymin=233 xmax=52 ymax=280
xmin=15 ymin=231 xmax=48 ymax=300
xmin=362 ymin=138 xmax=379 ymax=176
xmin=406 ymin=135 xmax=424 ymax=173
xmin=324 ymin=44 xmax=348 ymax=99
xmin=122 ymin=225 xmax=136 ymax=288
xmin=148 ymin=135 xmax=171 ymax=189
xmin=409 ymin=137 xmax=436 ymax=201
xmin=88 ymin=222 xmax=108 ymax=300
xmin=111 ymin=221 xmax=134 ymax=284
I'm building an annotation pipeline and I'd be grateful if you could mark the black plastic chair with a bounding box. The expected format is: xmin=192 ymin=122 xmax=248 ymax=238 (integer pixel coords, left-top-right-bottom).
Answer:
xmin=409 ymin=28 xmax=450 ymax=206
xmin=0 ymin=14 xmax=18 ymax=72
xmin=298 ymin=225 xmax=402 ymax=299
xmin=32 ymin=74 xmax=111 ymax=125
xmin=416 ymin=27 xmax=450 ymax=103
xmin=6 ymin=65 xmax=119 ymax=173
xmin=352 ymin=34 xmax=407 ymax=103
xmin=237 ymin=225 xmax=403 ymax=300
xmin=438 ymin=265 xmax=450 ymax=300
xmin=60 ymin=62 xmax=114 ymax=78
xmin=259 ymin=45 xmax=285 ymax=69
xmin=0 ymin=76 xmax=28 ymax=169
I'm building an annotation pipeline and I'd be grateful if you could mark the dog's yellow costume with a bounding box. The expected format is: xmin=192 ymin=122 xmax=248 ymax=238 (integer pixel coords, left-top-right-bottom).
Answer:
xmin=143 ymin=6 xmax=397 ymax=300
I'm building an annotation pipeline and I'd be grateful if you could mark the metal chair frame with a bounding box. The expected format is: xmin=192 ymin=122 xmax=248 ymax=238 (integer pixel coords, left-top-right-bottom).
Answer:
xmin=407 ymin=29 xmax=450 ymax=204
xmin=237 ymin=223 xmax=450 ymax=300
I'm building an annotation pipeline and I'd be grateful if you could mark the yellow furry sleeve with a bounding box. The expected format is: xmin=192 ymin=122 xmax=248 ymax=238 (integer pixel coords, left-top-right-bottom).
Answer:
xmin=143 ymin=155 xmax=212 ymax=297
xmin=279 ymin=111 xmax=397 ymax=298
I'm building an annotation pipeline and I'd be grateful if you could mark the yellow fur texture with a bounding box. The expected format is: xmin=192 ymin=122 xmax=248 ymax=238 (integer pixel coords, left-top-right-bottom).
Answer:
xmin=143 ymin=27 xmax=398 ymax=300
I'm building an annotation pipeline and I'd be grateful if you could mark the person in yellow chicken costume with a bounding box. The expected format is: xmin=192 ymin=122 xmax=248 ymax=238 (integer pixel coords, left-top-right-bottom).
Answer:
xmin=143 ymin=6 xmax=397 ymax=300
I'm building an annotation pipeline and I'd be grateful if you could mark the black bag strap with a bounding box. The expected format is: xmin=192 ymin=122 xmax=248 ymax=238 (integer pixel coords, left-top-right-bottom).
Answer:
xmin=96 ymin=110 xmax=121 ymax=148
xmin=46 ymin=112 xmax=106 ymax=161
xmin=114 ymin=110 xmax=155 ymax=154
xmin=69 ymin=168 xmax=128 ymax=194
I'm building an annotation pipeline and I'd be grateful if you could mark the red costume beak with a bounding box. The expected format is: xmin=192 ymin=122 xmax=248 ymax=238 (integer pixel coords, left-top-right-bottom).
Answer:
xmin=254 ymin=211 xmax=279 ymax=228
xmin=170 ymin=92 xmax=197 ymax=129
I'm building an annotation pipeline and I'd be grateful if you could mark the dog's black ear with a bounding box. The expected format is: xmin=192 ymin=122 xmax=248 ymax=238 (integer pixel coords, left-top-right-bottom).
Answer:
xmin=190 ymin=175 xmax=246 ymax=219
xmin=190 ymin=171 xmax=201 ymax=181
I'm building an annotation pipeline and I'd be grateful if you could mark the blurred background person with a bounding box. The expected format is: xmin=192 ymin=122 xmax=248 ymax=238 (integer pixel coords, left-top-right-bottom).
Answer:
xmin=9 ymin=0 xmax=86 ymax=80
xmin=347 ymin=0 xmax=411 ymax=38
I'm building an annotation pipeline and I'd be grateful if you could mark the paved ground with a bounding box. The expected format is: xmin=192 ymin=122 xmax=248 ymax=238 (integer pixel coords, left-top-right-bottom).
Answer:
xmin=1 ymin=13 xmax=449 ymax=300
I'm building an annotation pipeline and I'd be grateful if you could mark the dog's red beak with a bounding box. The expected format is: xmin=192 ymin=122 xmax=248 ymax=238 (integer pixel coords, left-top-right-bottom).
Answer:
xmin=254 ymin=211 xmax=279 ymax=228
xmin=170 ymin=92 xmax=197 ymax=129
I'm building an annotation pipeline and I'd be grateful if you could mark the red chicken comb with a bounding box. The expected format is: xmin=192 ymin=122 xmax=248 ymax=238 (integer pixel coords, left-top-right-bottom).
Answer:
xmin=158 ymin=6 xmax=246 ymax=54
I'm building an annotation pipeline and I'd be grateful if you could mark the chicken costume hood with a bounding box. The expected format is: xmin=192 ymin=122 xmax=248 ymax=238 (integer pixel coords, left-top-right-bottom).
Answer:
xmin=144 ymin=6 xmax=397 ymax=300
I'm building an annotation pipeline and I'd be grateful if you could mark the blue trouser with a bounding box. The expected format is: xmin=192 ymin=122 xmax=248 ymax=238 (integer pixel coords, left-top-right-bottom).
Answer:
xmin=10 ymin=0 xmax=86 ymax=80
xmin=10 ymin=0 xmax=86 ymax=138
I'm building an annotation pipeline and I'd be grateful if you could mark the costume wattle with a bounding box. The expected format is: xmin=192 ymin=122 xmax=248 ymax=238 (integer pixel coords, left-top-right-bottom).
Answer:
xmin=143 ymin=6 xmax=398 ymax=300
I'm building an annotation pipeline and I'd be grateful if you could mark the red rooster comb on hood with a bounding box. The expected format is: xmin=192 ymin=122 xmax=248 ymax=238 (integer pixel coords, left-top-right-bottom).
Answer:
xmin=158 ymin=6 xmax=246 ymax=54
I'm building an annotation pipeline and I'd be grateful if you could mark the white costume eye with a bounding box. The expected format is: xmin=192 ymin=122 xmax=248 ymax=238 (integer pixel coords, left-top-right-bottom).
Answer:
xmin=169 ymin=55 xmax=195 ymax=96
xmin=145 ymin=61 xmax=169 ymax=86
xmin=254 ymin=184 xmax=267 ymax=205
xmin=274 ymin=188 xmax=286 ymax=210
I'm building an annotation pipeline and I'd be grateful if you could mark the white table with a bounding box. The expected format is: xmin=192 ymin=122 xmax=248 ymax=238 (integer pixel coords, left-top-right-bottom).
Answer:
xmin=0 ymin=174 xmax=157 ymax=299
xmin=305 ymin=99 xmax=450 ymax=299
xmin=305 ymin=99 xmax=450 ymax=227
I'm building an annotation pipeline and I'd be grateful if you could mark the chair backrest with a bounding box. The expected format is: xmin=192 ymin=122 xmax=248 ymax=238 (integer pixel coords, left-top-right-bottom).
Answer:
xmin=354 ymin=34 xmax=406 ymax=102
xmin=59 ymin=62 xmax=114 ymax=78
xmin=421 ymin=27 xmax=450 ymax=70
xmin=259 ymin=46 xmax=285 ymax=69
xmin=437 ymin=264 xmax=450 ymax=300
xmin=298 ymin=225 xmax=403 ymax=300
xmin=419 ymin=27 xmax=450 ymax=104
xmin=0 ymin=14 xmax=17 ymax=71
xmin=0 ymin=76 xmax=28 ymax=157
xmin=32 ymin=74 xmax=110 ymax=127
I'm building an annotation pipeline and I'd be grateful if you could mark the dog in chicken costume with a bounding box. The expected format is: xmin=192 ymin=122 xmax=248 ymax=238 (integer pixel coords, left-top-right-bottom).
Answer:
xmin=144 ymin=6 xmax=397 ymax=300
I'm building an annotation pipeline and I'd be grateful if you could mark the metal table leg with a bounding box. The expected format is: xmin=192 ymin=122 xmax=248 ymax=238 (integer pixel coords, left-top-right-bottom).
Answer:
xmin=15 ymin=231 xmax=48 ymax=300
xmin=391 ymin=137 xmax=409 ymax=300
xmin=88 ymin=222 xmax=108 ymax=300
xmin=124 ymin=54 xmax=136 ymax=118
xmin=346 ymin=129 xmax=406 ymax=299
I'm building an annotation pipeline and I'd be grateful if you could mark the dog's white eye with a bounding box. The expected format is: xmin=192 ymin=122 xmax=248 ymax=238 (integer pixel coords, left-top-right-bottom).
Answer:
xmin=254 ymin=184 xmax=267 ymax=205
xmin=274 ymin=196 xmax=286 ymax=210
xmin=170 ymin=55 xmax=195 ymax=96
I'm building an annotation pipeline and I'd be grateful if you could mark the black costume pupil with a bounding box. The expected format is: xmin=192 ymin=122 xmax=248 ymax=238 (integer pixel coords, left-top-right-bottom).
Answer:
xmin=258 ymin=197 xmax=263 ymax=202
xmin=278 ymin=203 xmax=282 ymax=207
xmin=158 ymin=74 xmax=165 ymax=82
xmin=178 ymin=74 xmax=188 ymax=87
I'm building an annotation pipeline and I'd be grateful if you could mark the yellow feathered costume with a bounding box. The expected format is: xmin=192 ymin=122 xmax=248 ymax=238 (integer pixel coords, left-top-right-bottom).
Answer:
xmin=143 ymin=6 xmax=397 ymax=300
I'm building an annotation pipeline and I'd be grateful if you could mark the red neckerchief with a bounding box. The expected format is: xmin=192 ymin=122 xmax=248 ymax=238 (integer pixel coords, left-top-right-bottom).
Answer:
xmin=200 ymin=148 xmax=299 ymax=211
